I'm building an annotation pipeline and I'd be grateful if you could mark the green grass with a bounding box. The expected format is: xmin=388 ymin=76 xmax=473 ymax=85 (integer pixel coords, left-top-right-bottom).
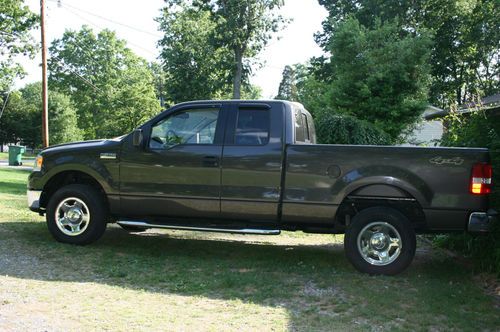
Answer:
xmin=0 ymin=151 xmax=36 ymax=163
xmin=0 ymin=167 xmax=498 ymax=331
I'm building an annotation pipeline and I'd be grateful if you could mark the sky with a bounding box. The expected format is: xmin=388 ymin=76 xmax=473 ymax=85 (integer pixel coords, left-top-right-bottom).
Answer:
xmin=18 ymin=0 xmax=328 ymax=99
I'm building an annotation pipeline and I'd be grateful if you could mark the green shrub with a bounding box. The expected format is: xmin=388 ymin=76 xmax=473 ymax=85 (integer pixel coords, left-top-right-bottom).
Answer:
xmin=315 ymin=112 xmax=391 ymax=145
xmin=439 ymin=110 xmax=500 ymax=275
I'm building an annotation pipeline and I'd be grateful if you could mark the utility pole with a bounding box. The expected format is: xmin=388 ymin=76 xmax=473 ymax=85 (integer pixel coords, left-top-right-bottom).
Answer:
xmin=41 ymin=0 xmax=49 ymax=147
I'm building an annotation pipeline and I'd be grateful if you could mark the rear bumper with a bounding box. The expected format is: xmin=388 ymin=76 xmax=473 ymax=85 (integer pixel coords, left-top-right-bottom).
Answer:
xmin=27 ymin=189 xmax=42 ymax=212
xmin=468 ymin=209 xmax=497 ymax=233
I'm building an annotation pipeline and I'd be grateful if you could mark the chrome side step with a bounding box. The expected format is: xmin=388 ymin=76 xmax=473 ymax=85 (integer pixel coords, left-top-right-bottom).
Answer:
xmin=117 ymin=220 xmax=281 ymax=235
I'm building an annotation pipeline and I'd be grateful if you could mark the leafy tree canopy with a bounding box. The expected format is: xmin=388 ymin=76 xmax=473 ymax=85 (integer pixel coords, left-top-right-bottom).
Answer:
xmin=48 ymin=26 xmax=161 ymax=139
xmin=317 ymin=18 xmax=432 ymax=139
xmin=317 ymin=0 xmax=500 ymax=108
xmin=157 ymin=6 xmax=232 ymax=103
xmin=198 ymin=0 xmax=286 ymax=98
xmin=159 ymin=0 xmax=285 ymax=100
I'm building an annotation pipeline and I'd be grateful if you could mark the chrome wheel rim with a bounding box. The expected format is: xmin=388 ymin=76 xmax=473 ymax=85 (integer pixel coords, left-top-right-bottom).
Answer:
xmin=55 ymin=197 xmax=90 ymax=236
xmin=357 ymin=222 xmax=402 ymax=266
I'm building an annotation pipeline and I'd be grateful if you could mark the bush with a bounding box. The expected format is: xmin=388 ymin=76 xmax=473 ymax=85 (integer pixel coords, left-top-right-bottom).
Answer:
xmin=439 ymin=110 xmax=500 ymax=275
xmin=315 ymin=112 xmax=391 ymax=145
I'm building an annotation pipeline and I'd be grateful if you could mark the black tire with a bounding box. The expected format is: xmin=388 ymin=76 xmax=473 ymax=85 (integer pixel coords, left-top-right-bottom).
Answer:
xmin=46 ymin=184 xmax=107 ymax=245
xmin=118 ymin=224 xmax=148 ymax=233
xmin=344 ymin=207 xmax=416 ymax=275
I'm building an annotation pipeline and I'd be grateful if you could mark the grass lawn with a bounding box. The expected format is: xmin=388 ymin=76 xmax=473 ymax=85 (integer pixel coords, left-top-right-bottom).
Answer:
xmin=0 ymin=168 xmax=498 ymax=331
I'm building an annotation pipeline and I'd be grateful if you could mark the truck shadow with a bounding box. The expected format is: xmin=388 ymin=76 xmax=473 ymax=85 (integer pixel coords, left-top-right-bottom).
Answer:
xmin=0 ymin=220 xmax=490 ymax=330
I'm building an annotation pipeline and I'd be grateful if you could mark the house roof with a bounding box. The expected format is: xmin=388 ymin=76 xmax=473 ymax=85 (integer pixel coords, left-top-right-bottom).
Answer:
xmin=424 ymin=93 xmax=500 ymax=120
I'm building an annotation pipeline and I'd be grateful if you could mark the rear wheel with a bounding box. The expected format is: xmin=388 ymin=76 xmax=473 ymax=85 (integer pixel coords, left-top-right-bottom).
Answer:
xmin=344 ymin=207 xmax=416 ymax=275
xmin=46 ymin=184 xmax=107 ymax=245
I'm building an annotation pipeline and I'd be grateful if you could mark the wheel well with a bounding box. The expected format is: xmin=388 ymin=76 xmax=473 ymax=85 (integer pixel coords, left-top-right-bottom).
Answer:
xmin=39 ymin=171 xmax=106 ymax=210
xmin=335 ymin=195 xmax=426 ymax=233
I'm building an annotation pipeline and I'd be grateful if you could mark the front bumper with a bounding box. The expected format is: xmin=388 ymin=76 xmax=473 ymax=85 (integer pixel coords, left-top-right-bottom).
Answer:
xmin=27 ymin=190 xmax=42 ymax=212
xmin=468 ymin=209 xmax=497 ymax=233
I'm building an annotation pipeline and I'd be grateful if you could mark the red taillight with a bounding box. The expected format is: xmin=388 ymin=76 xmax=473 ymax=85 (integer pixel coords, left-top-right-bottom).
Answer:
xmin=470 ymin=163 xmax=492 ymax=195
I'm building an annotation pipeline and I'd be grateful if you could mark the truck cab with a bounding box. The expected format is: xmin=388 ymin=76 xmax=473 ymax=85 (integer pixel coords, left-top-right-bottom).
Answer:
xmin=118 ymin=100 xmax=313 ymax=223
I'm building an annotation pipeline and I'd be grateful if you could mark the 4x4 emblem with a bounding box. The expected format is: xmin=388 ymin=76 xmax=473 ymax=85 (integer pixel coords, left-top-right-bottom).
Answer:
xmin=429 ymin=156 xmax=464 ymax=165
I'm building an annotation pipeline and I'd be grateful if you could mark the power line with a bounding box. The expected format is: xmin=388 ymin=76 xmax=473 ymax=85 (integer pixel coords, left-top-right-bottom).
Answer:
xmin=49 ymin=0 xmax=163 ymax=39
xmin=46 ymin=13 xmax=160 ymax=94
xmin=56 ymin=3 xmax=159 ymax=57
xmin=50 ymin=54 xmax=101 ymax=92
xmin=50 ymin=52 xmax=157 ymax=112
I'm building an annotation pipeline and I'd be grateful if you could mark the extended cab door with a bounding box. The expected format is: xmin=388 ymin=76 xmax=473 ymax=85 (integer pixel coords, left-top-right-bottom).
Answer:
xmin=119 ymin=103 xmax=226 ymax=219
xmin=220 ymin=102 xmax=285 ymax=222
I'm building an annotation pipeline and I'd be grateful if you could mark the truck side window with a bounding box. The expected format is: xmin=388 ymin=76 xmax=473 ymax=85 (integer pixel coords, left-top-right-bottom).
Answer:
xmin=234 ymin=109 xmax=270 ymax=145
xmin=149 ymin=108 xmax=219 ymax=149
xmin=295 ymin=109 xmax=305 ymax=143
xmin=302 ymin=113 xmax=310 ymax=142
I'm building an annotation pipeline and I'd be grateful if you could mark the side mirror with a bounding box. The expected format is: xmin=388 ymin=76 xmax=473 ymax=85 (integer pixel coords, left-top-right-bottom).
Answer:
xmin=132 ymin=129 xmax=143 ymax=147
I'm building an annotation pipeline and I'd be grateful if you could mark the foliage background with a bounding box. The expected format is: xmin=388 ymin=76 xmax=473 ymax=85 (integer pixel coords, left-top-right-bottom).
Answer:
xmin=48 ymin=27 xmax=161 ymax=140
xmin=438 ymin=110 xmax=500 ymax=275
xmin=0 ymin=82 xmax=83 ymax=147
xmin=315 ymin=112 xmax=391 ymax=145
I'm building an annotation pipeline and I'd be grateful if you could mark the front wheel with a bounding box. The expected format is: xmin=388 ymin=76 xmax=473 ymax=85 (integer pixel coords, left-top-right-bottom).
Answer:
xmin=46 ymin=184 xmax=107 ymax=245
xmin=344 ymin=207 xmax=416 ymax=275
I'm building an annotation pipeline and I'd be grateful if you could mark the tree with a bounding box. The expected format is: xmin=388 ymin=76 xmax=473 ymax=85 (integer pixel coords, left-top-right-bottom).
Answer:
xmin=323 ymin=18 xmax=431 ymax=139
xmin=275 ymin=65 xmax=298 ymax=101
xmin=316 ymin=0 xmax=500 ymax=108
xmin=197 ymin=0 xmax=286 ymax=99
xmin=48 ymin=27 xmax=161 ymax=139
xmin=424 ymin=0 xmax=500 ymax=106
xmin=157 ymin=6 xmax=232 ymax=103
xmin=240 ymin=84 xmax=262 ymax=100
xmin=0 ymin=0 xmax=38 ymax=92
xmin=158 ymin=1 xmax=279 ymax=101
xmin=293 ymin=63 xmax=331 ymax=117
xmin=0 ymin=82 xmax=83 ymax=148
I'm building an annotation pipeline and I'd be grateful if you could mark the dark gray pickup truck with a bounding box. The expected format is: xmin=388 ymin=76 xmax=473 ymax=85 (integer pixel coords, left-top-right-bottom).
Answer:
xmin=27 ymin=100 xmax=496 ymax=275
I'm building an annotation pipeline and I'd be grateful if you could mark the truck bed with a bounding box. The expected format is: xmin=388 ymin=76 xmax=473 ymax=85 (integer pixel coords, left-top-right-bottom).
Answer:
xmin=282 ymin=144 xmax=490 ymax=231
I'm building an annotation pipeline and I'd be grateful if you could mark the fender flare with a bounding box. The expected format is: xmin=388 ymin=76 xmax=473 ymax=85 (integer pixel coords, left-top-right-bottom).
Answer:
xmin=333 ymin=175 xmax=432 ymax=209
xmin=41 ymin=163 xmax=115 ymax=195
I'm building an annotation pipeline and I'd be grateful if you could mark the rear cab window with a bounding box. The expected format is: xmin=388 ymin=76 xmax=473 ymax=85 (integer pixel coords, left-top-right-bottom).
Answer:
xmin=234 ymin=108 xmax=270 ymax=145
xmin=294 ymin=107 xmax=314 ymax=144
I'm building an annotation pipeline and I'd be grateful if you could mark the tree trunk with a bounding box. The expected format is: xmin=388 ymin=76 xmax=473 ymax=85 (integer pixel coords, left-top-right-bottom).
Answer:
xmin=232 ymin=48 xmax=243 ymax=99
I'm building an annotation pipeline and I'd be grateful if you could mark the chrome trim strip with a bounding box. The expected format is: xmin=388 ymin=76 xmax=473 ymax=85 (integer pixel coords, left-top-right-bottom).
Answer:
xmin=117 ymin=220 xmax=281 ymax=235
xmin=347 ymin=195 xmax=417 ymax=202
xmin=100 ymin=153 xmax=117 ymax=159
